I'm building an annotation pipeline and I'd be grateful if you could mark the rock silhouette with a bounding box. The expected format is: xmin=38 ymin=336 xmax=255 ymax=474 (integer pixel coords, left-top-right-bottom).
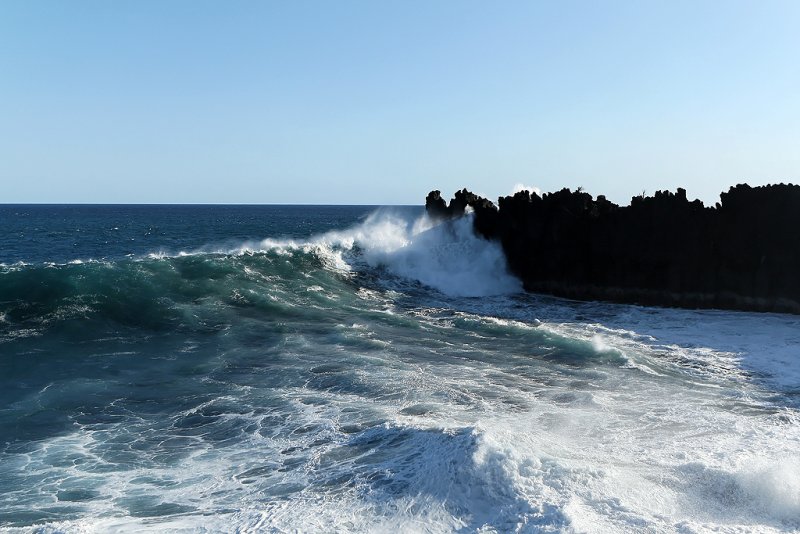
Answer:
xmin=425 ymin=184 xmax=800 ymax=313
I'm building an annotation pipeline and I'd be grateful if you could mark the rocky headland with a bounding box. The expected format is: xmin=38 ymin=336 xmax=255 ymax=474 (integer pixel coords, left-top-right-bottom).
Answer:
xmin=426 ymin=184 xmax=800 ymax=314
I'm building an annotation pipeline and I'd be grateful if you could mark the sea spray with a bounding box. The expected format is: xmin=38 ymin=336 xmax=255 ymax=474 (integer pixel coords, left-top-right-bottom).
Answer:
xmin=343 ymin=209 xmax=522 ymax=297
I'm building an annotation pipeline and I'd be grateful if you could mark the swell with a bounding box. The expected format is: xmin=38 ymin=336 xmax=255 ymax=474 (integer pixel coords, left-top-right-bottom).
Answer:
xmin=0 ymin=249 xmax=351 ymax=341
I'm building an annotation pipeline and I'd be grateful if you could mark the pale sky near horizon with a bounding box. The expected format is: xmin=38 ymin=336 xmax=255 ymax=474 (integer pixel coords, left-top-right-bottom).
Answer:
xmin=1 ymin=1 xmax=798 ymax=205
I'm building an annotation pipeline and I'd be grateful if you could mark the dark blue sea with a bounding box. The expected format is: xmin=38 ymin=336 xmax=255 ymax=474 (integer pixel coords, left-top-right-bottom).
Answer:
xmin=1 ymin=205 xmax=798 ymax=532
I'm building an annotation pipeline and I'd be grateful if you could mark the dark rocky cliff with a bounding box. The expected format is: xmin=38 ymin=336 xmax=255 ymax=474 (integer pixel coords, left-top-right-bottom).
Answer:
xmin=425 ymin=184 xmax=800 ymax=313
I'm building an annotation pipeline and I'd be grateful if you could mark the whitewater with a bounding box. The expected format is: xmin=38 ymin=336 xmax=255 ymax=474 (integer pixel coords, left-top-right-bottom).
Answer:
xmin=1 ymin=205 xmax=798 ymax=533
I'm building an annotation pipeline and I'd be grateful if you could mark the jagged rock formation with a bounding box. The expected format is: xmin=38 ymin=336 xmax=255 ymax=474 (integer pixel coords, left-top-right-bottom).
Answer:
xmin=425 ymin=184 xmax=800 ymax=313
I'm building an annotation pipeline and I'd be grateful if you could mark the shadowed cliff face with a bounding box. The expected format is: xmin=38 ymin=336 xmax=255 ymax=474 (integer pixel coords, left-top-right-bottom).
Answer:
xmin=425 ymin=185 xmax=800 ymax=314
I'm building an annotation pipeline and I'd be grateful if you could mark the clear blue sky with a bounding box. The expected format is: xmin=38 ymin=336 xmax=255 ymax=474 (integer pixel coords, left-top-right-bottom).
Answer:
xmin=1 ymin=1 xmax=798 ymax=205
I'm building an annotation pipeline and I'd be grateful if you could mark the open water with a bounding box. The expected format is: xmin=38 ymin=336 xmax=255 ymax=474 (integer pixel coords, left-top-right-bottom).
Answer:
xmin=1 ymin=205 xmax=798 ymax=533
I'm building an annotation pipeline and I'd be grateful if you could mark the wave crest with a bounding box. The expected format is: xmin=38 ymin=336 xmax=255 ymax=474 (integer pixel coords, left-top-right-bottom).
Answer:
xmin=254 ymin=209 xmax=522 ymax=298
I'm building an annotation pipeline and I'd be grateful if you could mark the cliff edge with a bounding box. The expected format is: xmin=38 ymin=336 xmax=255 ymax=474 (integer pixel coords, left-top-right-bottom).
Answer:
xmin=425 ymin=184 xmax=800 ymax=313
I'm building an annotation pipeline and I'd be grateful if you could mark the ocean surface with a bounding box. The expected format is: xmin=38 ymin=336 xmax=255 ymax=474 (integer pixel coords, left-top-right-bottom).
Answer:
xmin=1 ymin=204 xmax=799 ymax=533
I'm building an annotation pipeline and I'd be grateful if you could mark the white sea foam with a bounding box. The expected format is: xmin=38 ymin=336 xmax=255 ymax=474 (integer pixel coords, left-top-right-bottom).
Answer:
xmin=527 ymin=303 xmax=800 ymax=394
xmin=734 ymin=457 xmax=800 ymax=522
xmin=7 ymin=305 xmax=800 ymax=533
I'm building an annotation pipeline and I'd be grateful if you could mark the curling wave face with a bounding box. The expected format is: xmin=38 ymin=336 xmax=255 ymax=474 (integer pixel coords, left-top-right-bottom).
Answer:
xmin=1 ymin=206 xmax=799 ymax=533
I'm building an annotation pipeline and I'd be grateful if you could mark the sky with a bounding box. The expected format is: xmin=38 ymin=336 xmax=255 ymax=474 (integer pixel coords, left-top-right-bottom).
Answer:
xmin=1 ymin=1 xmax=798 ymax=205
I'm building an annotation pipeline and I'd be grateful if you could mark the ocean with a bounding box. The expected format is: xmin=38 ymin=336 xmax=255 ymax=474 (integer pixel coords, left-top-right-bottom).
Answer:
xmin=1 ymin=204 xmax=798 ymax=533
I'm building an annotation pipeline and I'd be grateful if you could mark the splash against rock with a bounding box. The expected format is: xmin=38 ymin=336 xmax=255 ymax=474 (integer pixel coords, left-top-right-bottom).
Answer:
xmin=426 ymin=184 xmax=800 ymax=314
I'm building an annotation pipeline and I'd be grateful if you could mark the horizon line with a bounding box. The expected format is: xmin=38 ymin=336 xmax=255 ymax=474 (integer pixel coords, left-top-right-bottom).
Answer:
xmin=0 ymin=202 xmax=423 ymax=207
